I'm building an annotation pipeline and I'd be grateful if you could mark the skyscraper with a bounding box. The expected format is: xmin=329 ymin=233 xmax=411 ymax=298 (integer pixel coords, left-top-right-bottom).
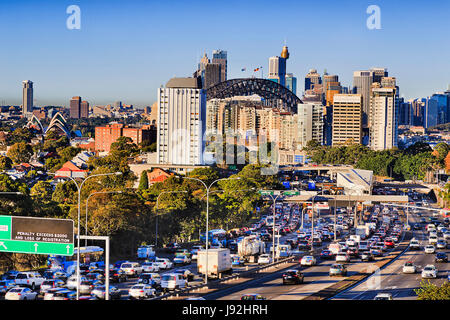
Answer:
xmin=268 ymin=46 xmax=289 ymax=87
xmin=332 ymin=94 xmax=363 ymax=146
xmin=70 ymin=96 xmax=82 ymax=119
xmin=424 ymin=97 xmax=438 ymax=128
xmin=285 ymin=73 xmax=297 ymax=95
xmin=80 ymin=100 xmax=89 ymax=118
xmin=371 ymin=67 xmax=388 ymax=83
xmin=157 ymin=77 xmax=206 ymax=165
xmin=352 ymin=70 xmax=373 ymax=126
xmin=369 ymin=84 xmax=398 ymax=150
xmin=304 ymin=69 xmax=321 ymax=91
xmin=194 ymin=53 xmax=222 ymax=89
xmin=212 ymin=49 xmax=227 ymax=82
xmin=22 ymin=80 xmax=33 ymax=116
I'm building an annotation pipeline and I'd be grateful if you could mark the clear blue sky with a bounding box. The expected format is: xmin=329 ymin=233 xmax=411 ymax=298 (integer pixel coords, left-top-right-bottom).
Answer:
xmin=0 ymin=0 xmax=449 ymax=108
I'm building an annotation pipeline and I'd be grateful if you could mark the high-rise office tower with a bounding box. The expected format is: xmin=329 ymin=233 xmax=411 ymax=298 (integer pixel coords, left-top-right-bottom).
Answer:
xmin=410 ymin=98 xmax=425 ymax=126
xmin=398 ymin=98 xmax=412 ymax=125
xmin=22 ymin=80 xmax=33 ymax=116
xmin=305 ymin=69 xmax=321 ymax=91
xmin=157 ymin=77 xmax=206 ymax=165
xmin=352 ymin=70 xmax=373 ymax=126
xmin=369 ymin=83 xmax=398 ymax=150
xmin=371 ymin=67 xmax=388 ymax=83
xmin=70 ymin=96 xmax=82 ymax=119
xmin=285 ymin=73 xmax=297 ymax=95
xmin=80 ymin=100 xmax=89 ymax=118
xmin=424 ymin=97 xmax=438 ymax=128
xmin=429 ymin=92 xmax=449 ymax=124
xmin=268 ymin=46 xmax=289 ymax=87
xmin=322 ymin=74 xmax=339 ymax=95
xmin=194 ymin=53 xmax=222 ymax=89
xmin=332 ymin=94 xmax=363 ymax=146
xmin=212 ymin=49 xmax=227 ymax=82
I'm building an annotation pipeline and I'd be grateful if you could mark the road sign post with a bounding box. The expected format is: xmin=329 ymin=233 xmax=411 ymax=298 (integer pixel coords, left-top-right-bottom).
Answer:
xmin=0 ymin=215 xmax=74 ymax=256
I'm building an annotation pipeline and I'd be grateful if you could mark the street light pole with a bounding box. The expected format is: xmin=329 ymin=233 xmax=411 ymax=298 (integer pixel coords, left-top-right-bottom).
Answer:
xmin=178 ymin=176 xmax=240 ymax=285
xmin=85 ymin=190 xmax=123 ymax=247
xmin=49 ymin=171 xmax=122 ymax=300
xmin=155 ymin=190 xmax=188 ymax=247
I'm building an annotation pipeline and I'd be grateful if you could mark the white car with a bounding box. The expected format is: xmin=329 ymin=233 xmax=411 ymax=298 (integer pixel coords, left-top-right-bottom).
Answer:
xmin=128 ymin=284 xmax=156 ymax=300
xmin=335 ymin=252 xmax=350 ymax=263
xmin=91 ymin=285 xmax=121 ymax=300
xmin=43 ymin=288 xmax=66 ymax=300
xmin=173 ymin=255 xmax=191 ymax=265
xmin=14 ymin=272 xmax=46 ymax=290
xmin=428 ymin=235 xmax=438 ymax=244
xmin=258 ymin=254 xmax=273 ymax=264
xmin=40 ymin=279 xmax=66 ymax=294
xmin=141 ymin=262 xmax=160 ymax=273
xmin=436 ymin=240 xmax=447 ymax=249
xmin=402 ymin=262 xmax=416 ymax=274
xmin=300 ymin=256 xmax=317 ymax=266
xmin=421 ymin=265 xmax=438 ymax=279
xmin=374 ymin=293 xmax=393 ymax=300
xmin=424 ymin=245 xmax=436 ymax=254
xmin=161 ymin=273 xmax=187 ymax=291
xmin=65 ymin=275 xmax=87 ymax=290
xmin=5 ymin=287 xmax=38 ymax=300
xmin=120 ymin=262 xmax=143 ymax=277
xmin=154 ymin=257 xmax=173 ymax=270
xmin=444 ymin=232 xmax=450 ymax=240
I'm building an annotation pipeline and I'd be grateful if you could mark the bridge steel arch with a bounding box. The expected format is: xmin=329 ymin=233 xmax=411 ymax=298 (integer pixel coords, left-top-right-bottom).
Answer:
xmin=205 ymin=78 xmax=303 ymax=112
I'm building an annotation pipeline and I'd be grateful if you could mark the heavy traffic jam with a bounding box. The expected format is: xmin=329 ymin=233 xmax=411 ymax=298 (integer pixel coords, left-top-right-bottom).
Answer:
xmin=1 ymin=193 xmax=448 ymax=300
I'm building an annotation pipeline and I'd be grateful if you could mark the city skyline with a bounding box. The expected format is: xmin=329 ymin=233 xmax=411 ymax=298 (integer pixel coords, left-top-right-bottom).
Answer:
xmin=0 ymin=0 xmax=449 ymax=107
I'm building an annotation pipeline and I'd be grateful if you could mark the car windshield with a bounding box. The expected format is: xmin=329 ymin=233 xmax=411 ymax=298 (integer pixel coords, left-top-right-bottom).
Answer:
xmin=121 ymin=264 xmax=132 ymax=268
xmin=10 ymin=288 xmax=22 ymax=293
xmin=132 ymin=285 xmax=144 ymax=289
xmin=162 ymin=275 xmax=174 ymax=281
xmin=424 ymin=267 xmax=433 ymax=271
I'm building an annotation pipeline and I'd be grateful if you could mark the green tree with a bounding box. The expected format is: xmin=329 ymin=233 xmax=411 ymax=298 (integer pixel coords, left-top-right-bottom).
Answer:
xmin=415 ymin=280 xmax=450 ymax=300
xmin=0 ymin=156 xmax=13 ymax=170
xmin=138 ymin=170 xmax=149 ymax=190
xmin=7 ymin=142 xmax=33 ymax=164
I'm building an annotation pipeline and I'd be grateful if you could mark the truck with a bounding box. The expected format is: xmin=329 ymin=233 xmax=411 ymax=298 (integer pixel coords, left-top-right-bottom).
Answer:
xmin=237 ymin=235 xmax=266 ymax=263
xmin=137 ymin=245 xmax=155 ymax=260
xmin=328 ymin=242 xmax=342 ymax=255
xmin=355 ymin=225 xmax=370 ymax=239
xmin=197 ymin=248 xmax=232 ymax=279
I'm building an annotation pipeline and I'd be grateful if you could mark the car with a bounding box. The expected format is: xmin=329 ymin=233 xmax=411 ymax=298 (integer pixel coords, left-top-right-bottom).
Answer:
xmin=40 ymin=279 xmax=66 ymax=294
xmin=329 ymin=263 xmax=347 ymax=277
xmin=443 ymin=232 xmax=450 ymax=240
xmin=109 ymin=268 xmax=128 ymax=283
xmin=138 ymin=273 xmax=161 ymax=288
xmin=154 ymin=257 xmax=173 ymax=270
xmin=374 ymin=293 xmax=393 ymax=300
xmin=66 ymin=275 xmax=87 ymax=290
xmin=1 ymin=270 xmax=19 ymax=281
xmin=320 ymin=249 xmax=333 ymax=260
xmin=409 ymin=239 xmax=421 ymax=250
xmin=14 ymin=271 xmax=46 ymax=290
xmin=91 ymin=285 xmax=121 ymax=300
xmin=120 ymin=262 xmax=143 ymax=277
xmin=86 ymin=272 xmax=105 ymax=282
xmin=402 ymin=261 xmax=417 ymax=274
xmin=165 ymin=242 xmax=180 ymax=253
xmin=240 ymin=294 xmax=266 ymax=300
xmin=360 ymin=251 xmax=374 ymax=261
xmin=436 ymin=240 xmax=447 ymax=249
xmin=161 ymin=273 xmax=186 ymax=291
xmin=282 ymin=269 xmax=304 ymax=284
xmin=258 ymin=254 xmax=273 ymax=264
xmin=0 ymin=280 xmax=16 ymax=295
xmin=384 ymin=239 xmax=395 ymax=248
xmin=43 ymin=287 xmax=66 ymax=300
xmin=52 ymin=289 xmax=77 ymax=300
xmin=79 ymin=280 xmax=99 ymax=295
xmin=424 ymin=245 xmax=436 ymax=254
xmin=335 ymin=252 xmax=350 ymax=263
xmin=421 ymin=265 xmax=438 ymax=279
xmin=172 ymin=269 xmax=194 ymax=282
xmin=5 ymin=287 xmax=38 ymax=300
xmin=173 ymin=255 xmax=191 ymax=266
xmin=141 ymin=261 xmax=160 ymax=273
xmin=300 ymin=255 xmax=317 ymax=266
xmin=428 ymin=235 xmax=438 ymax=244
xmin=52 ymin=271 xmax=70 ymax=282
xmin=231 ymin=255 xmax=245 ymax=266
xmin=435 ymin=252 xmax=448 ymax=263
xmin=129 ymin=284 xmax=156 ymax=300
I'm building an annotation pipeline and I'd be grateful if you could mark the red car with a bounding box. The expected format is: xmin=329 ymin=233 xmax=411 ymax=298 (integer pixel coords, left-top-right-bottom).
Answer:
xmin=384 ymin=239 xmax=394 ymax=247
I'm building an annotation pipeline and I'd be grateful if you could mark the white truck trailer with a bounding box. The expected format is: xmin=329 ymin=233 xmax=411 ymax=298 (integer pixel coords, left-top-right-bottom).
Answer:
xmin=197 ymin=248 xmax=232 ymax=279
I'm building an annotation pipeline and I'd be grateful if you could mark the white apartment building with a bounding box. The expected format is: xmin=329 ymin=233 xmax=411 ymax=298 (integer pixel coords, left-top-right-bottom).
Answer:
xmin=369 ymin=86 xmax=398 ymax=150
xmin=157 ymin=78 xmax=206 ymax=165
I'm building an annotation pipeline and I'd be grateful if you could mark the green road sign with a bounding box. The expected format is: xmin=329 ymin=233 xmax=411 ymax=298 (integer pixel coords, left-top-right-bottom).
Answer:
xmin=283 ymin=191 xmax=300 ymax=196
xmin=259 ymin=190 xmax=274 ymax=196
xmin=0 ymin=215 xmax=74 ymax=256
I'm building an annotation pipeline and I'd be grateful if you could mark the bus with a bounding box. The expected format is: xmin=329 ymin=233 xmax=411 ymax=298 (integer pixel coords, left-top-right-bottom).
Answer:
xmin=47 ymin=246 xmax=104 ymax=274
xmin=200 ymin=229 xmax=227 ymax=247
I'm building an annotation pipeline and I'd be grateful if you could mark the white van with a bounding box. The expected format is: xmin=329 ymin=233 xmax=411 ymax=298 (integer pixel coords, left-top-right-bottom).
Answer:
xmin=161 ymin=273 xmax=186 ymax=291
xmin=120 ymin=262 xmax=143 ymax=277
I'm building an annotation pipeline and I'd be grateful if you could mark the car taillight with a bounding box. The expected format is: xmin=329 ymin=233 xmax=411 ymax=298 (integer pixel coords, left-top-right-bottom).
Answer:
xmin=140 ymin=290 xmax=144 ymax=293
